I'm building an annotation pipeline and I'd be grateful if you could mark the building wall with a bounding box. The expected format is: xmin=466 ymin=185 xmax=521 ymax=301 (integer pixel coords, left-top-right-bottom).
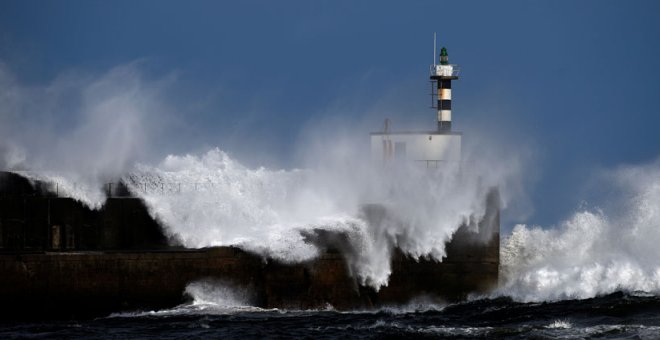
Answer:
xmin=370 ymin=133 xmax=461 ymax=164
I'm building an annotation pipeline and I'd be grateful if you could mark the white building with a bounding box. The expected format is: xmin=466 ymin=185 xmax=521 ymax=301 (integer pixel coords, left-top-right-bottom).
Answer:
xmin=371 ymin=44 xmax=461 ymax=168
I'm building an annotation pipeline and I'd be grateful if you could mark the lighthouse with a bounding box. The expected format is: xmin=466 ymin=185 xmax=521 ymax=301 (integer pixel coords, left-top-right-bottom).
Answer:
xmin=431 ymin=46 xmax=459 ymax=132
xmin=371 ymin=38 xmax=462 ymax=167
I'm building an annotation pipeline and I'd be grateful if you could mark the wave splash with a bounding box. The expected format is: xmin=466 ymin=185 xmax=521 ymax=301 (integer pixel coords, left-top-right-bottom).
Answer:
xmin=499 ymin=159 xmax=660 ymax=302
xmin=119 ymin=147 xmax=505 ymax=289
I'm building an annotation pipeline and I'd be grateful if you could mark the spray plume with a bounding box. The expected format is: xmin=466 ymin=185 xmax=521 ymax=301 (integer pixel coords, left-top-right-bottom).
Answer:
xmin=0 ymin=60 xmax=173 ymax=208
xmin=499 ymin=158 xmax=660 ymax=301
xmin=0 ymin=60 xmax=526 ymax=290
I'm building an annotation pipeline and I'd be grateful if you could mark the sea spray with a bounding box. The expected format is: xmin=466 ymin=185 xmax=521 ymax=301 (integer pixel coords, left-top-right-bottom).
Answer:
xmin=16 ymin=171 xmax=108 ymax=209
xmin=6 ymin=140 xmax=516 ymax=290
xmin=122 ymin=148 xmax=506 ymax=289
xmin=499 ymin=159 xmax=660 ymax=302
xmin=0 ymin=59 xmax=526 ymax=291
xmin=184 ymin=280 xmax=255 ymax=308
xmin=0 ymin=61 xmax=174 ymax=190
xmin=6 ymin=128 xmax=521 ymax=292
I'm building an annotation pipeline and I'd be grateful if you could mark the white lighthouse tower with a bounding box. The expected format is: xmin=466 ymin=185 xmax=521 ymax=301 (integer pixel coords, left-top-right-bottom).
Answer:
xmin=371 ymin=37 xmax=462 ymax=167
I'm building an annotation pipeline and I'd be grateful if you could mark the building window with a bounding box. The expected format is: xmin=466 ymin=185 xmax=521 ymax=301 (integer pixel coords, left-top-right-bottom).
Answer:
xmin=394 ymin=142 xmax=406 ymax=160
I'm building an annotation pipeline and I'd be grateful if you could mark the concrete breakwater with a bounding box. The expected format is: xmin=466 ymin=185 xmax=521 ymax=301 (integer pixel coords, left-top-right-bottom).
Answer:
xmin=0 ymin=171 xmax=499 ymax=318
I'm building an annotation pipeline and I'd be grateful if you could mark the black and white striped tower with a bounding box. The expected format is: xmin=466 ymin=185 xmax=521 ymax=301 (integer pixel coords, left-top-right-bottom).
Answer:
xmin=430 ymin=46 xmax=459 ymax=132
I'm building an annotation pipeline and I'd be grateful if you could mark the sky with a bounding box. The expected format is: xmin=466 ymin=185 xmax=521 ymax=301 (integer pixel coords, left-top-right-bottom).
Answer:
xmin=0 ymin=0 xmax=659 ymax=228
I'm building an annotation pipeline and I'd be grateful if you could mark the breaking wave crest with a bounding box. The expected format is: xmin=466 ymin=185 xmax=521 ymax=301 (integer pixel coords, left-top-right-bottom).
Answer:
xmin=108 ymin=280 xmax=264 ymax=318
xmin=119 ymin=147 xmax=506 ymax=289
xmin=499 ymin=159 xmax=660 ymax=302
xmin=184 ymin=280 xmax=256 ymax=309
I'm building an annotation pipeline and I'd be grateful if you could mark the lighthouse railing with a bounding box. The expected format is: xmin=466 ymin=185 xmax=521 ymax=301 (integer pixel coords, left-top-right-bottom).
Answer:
xmin=429 ymin=64 xmax=460 ymax=77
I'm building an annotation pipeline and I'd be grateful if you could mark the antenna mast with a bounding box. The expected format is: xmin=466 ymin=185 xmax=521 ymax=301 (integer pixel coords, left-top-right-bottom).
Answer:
xmin=433 ymin=32 xmax=437 ymax=65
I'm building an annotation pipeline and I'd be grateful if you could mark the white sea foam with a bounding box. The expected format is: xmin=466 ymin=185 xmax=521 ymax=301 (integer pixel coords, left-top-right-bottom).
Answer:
xmin=499 ymin=159 xmax=660 ymax=302
xmin=184 ymin=280 xmax=254 ymax=308
xmin=546 ymin=319 xmax=572 ymax=329
xmin=3 ymin=109 xmax=522 ymax=289
xmin=7 ymin=141 xmax=518 ymax=290
xmin=108 ymin=280 xmax=262 ymax=317
xmin=118 ymin=147 xmax=513 ymax=289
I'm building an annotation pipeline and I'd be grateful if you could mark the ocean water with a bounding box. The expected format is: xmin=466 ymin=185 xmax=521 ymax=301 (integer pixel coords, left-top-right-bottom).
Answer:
xmin=2 ymin=292 xmax=660 ymax=339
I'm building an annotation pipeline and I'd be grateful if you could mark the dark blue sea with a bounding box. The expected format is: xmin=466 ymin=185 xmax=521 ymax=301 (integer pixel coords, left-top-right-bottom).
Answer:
xmin=2 ymin=292 xmax=659 ymax=339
